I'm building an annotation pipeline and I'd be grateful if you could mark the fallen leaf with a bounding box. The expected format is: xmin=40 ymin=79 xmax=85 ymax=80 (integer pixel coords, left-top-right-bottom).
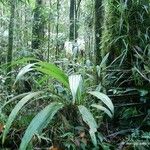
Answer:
xmin=0 ymin=123 xmax=4 ymax=133
xmin=80 ymin=132 xmax=85 ymax=138
xmin=81 ymin=137 xmax=87 ymax=145
xmin=49 ymin=146 xmax=62 ymax=150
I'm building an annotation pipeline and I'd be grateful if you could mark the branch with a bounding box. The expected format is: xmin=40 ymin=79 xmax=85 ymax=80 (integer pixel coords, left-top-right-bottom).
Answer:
xmin=76 ymin=0 xmax=81 ymax=13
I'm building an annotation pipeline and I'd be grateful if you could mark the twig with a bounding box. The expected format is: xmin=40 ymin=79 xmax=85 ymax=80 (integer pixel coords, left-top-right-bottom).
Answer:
xmin=107 ymin=129 xmax=135 ymax=138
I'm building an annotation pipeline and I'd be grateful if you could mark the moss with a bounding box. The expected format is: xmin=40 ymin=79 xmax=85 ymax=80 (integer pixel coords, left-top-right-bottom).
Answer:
xmin=101 ymin=0 xmax=150 ymax=66
xmin=101 ymin=0 xmax=116 ymax=58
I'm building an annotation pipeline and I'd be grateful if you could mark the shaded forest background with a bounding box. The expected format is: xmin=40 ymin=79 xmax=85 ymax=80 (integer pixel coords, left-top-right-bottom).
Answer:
xmin=0 ymin=0 xmax=150 ymax=149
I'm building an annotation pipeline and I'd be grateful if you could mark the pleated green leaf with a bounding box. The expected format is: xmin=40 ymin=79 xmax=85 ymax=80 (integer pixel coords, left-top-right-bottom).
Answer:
xmin=69 ymin=75 xmax=82 ymax=103
xmin=78 ymin=105 xmax=98 ymax=146
xmin=15 ymin=63 xmax=35 ymax=84
xmin=0 ymin=93 xmax=29 ymax=112
xmin=88 ymin=91 xmax=114 ymax=115
xmin=19 ymin=102 xmax=63 ymax=150
xmin=35 ymin=62 xmax=69 ymax=88
xmin=91 ymin=104 xmax=113 ymax=118
xmin=2 ymin=92 xmax=42 ymax=144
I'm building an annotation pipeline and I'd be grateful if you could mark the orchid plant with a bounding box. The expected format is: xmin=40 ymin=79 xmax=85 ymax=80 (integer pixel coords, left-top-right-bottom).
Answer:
xmin=1 ymin=61 xmax=114 ymax=149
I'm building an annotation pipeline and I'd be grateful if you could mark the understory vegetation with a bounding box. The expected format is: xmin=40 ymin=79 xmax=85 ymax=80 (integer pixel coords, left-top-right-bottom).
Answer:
xmin=0 ymin=0 xmax=150 ymax=150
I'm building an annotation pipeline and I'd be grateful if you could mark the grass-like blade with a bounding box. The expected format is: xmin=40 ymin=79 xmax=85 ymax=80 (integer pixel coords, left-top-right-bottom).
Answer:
xmin=78 ymin=105 xmax=98 ymax=147
xmin=35 ymin=62 xmax=69 ymax=88
xmin=15 ymin=63 xmax=35 ymax=84
xmin=88 ymin=91 xmax=114 ymax=114
xmin=2 ymin=92 xmax=42 ymax=144
xmin=19 ymin=102 xmax=63 ymax=150
xmin=91 ymin=104 xmax=113 ymax=118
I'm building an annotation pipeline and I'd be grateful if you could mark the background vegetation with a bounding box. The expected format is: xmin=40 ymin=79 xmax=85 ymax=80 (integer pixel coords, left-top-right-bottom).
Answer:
xmin=0 ymin=0 xmax=150 ymax=149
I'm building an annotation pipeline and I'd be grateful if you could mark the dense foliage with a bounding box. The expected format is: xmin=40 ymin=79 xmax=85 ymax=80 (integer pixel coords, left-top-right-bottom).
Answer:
xmin=0 ymin=0 xmax=150 ymax=149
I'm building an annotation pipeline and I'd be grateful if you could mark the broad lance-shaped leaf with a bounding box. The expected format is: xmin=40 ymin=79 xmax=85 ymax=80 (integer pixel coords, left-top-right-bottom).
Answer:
xmin=35 ymin=62 xmax=69 ymax=88
xmin=89 ymin=129 xmax=97 ymax=147
xmin=2 ymin=92 xmax=42 ymax=144
xmin=78 ymin=105 xmax=98 ymax=147
xmin=15 ymin=63 xmax=35 ymax=84
xmin=0 ymin=93 xmax=29 ymax=112
xmin=69 ymin=75 xmax=82 ymax=103
xmin=11 ymin=57 xmax=38 ymax=66
xmin=99 ymin=53 xmax=109 ymax=67
xmin=1 ymin=57 xmax=38 ymax=69
xmin=19 ymin=102 xmax=63 ymax=150
xmin=88 ymin=91 xmax=114 ymax=114
xmin=91 ymin=104 xmax=113 ymax=118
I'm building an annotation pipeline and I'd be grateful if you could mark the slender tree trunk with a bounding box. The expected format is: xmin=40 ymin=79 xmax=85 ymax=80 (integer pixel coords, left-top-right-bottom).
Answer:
xmin=69 ymin=0 xmax=81 ymax=41
xmin=95 ymin=0 xmax=102 ymax=65
xmin=75 ymin=0 xmax=81 ymax=41
xmin=32 ymin=0 xmax=45 ymax=59
xmin=6 ymin=0 xmax=15 ymax=93
xmin=0 ymin=4 xmax=3 ymax=27
xmin=24 ymin=2 xmax=29 ymax=47
xmin=94 ymin=0 xmax=102 ymax=83
xmin=55 ymin=0 xmax=60 ymax=60
xmin=47 ymin=22 xmax=51 ymax=62
xmin=47 ymin=0 xmax=52 ymax=62
xmin=74 ymin=0 xmax=78 ymax=41
xmin=69 ymin=0 xmax=75 ymax=41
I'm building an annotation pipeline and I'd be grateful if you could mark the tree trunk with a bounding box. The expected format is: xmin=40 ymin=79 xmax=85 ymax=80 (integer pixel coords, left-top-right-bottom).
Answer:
xmin=32 ymin=0 xmax=45 ymax=59
xmin=69 ymin=0 xmax=81 ymax=41
xmin=75 ymin=0 xmax=81 ymax=41
xmin=95 ymin=0 xmax=102 ymax=65
xmin=6 ymin=0 xmax=15 ymax=93
xmin=55 ymin=0 xmax=60 ymax=60
xmin=47 ymin=0 xmax=51 ymax=62
xmin=69 ymin=0 xmax=75 ymax=41
xmin=94 ymin=0 xmax=102 ymax=84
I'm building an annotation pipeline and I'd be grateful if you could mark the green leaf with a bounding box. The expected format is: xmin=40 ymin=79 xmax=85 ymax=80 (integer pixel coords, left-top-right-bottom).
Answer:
xmin=134 ymin=66 xmax=150 ymax=82
xmin=2 ymin=92 xmax=42 ymax=144
xmin=88 ymin=91 xmax=114 ymax=114
xmin=15 ymin=63 xmax=35 ymax=84
xmin=19 ymin=102 xmax=63 ymax=150
xmin=35 ymin=62 xmax=69 ymax=88
xmin=89 ymin=129 xmax=97 ymax=147
xmin=99 ymin=53 xmax=109 ymax=68
xmin=78 ymin=105 xmax=97 ymax=147
xmin=1 ymin=57 xmax=37 ymax=68
xmin=11 ymin=57 xmax=38 ymax=66
xmin=91 ymin=104 xmax=113 ymax=118
xmin=69 ymin=75 xmax=82 ymax=104
xmin=14 ymin=62 xmax=69 ymax=88
xmin=0 ymin=93 xmax=29 ymax=112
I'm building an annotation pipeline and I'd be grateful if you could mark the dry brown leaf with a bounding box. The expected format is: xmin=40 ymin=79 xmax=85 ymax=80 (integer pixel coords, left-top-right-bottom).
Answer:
xmin=81 ymin=138 xmax=87 ymax=145
xmin=80 ymin=132 xmax=85 ymax=138
xmin=0 ymin=123 xmax=4 ymax=133
xmin=49 ymin=146 xmax=62 ymax=150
